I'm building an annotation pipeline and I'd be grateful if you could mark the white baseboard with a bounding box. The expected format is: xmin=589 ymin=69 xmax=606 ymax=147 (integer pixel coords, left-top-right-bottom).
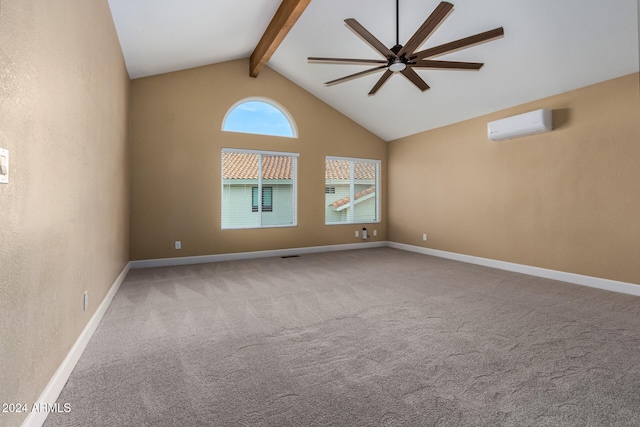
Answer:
xmin=130 ymin=241 xmax=640 ymax=296
xmin=22 ymin=262 xmax=131 ymax=427
xmin=388 ymin=242 xmax=640 ymax=296
xmin=129 ymin=241 xmax=387 ymax=269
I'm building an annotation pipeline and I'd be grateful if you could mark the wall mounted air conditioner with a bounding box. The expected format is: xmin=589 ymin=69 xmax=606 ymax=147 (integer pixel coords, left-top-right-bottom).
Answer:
xmin=487 ymin=108 xmax=552 ymax=141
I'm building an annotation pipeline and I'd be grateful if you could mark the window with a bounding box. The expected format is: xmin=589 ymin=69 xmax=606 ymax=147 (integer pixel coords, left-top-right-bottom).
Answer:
xmin=252 ymin=187 xmax=273 ymax=212
xmin=222 ymin=98 xmax=297 ymax=138
xmin=325 ymin=186 xmax=336 ymax=194
xmin=325 ymin=157 xmax=380 ymax=225
xmin=222 ymin=149 xmax=298 ymax=229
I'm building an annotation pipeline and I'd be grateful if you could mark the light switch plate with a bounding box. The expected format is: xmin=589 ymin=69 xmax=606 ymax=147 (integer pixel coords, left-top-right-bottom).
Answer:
xmin=0 ymin=148 xmax=8 ymax=184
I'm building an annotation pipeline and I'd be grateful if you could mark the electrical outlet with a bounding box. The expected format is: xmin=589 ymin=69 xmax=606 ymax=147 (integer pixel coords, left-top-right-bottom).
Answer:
xmin=373 ymin=230 xmax=377 ymax=237
xmin=355 ymin=230 xmax=359 ymax=238
xmin=423 ymin=233 xmax=428 ymax=241
xmin=175 ymin=241 xmax=181 ymax=250
xmin=83 ymin=291 xmax=88 ymax=311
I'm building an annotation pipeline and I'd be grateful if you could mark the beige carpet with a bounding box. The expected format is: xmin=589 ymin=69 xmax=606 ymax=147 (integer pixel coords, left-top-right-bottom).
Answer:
xmin=45 ymin=248 xmax=640 ymax=426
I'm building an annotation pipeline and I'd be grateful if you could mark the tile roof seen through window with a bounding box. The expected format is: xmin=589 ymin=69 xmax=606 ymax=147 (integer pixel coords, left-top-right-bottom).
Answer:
xmin=325 ymin=159 xmax=376 ymax=180
xmin=330 ymin=186 xmax=375 ymax=209
xmin=222 ymin=152 xmax=293 ymax=179
xmin=223 ymin=154 xmax=377 ymax=180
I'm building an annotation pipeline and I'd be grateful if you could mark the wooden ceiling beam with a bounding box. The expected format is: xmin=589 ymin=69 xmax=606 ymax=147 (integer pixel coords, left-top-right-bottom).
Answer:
xmin=250 ymin=0 xmax=311 ymax=78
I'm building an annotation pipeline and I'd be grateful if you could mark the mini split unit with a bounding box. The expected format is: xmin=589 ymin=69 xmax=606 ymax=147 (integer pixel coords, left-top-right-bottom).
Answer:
xmin=487 ymin=108 xmax=553 ymax=141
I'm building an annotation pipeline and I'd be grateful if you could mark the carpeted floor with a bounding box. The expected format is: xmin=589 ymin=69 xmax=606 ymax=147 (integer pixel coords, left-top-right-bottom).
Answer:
xmin=45 ymin=248 xmax=640 ymax=426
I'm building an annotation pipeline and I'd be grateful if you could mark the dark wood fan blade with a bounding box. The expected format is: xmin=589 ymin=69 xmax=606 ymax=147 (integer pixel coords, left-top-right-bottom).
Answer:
xmin=411 ymin=60 xmax=484 ymax=70
xmin=400 ymin=67 xmax=430 ymax=91
xmin=412 ymin=27 xmax=504 ymax=60
xmin=344 ymin=18 xmax=396 ymax=58
xmin=325 ymin=65 xmax=388 ymax=86
xmin=308 ymin=57 xmax=387 ymax=65
xmin=368 ymin=69 xmax=393 ymax=95
xmin=398 ymin=1 xmax=454 ymax=57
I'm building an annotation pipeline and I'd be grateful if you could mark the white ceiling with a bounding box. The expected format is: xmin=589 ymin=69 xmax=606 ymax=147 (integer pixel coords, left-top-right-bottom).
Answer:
xmin=108 ymin=0 xmax=640 ymax=141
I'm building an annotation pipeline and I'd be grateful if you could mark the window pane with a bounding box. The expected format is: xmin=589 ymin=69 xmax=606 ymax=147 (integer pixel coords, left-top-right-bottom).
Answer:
xmin=251 ymin=187 xmax=259 ymax=212
xmin=261 ymin=155 xmax=293 ymax=226
xmin=325 ymin=157 xmax=379 ymax=225
xmin=325 ymin=159 xmax=350 ymax=224
xmin=222 ymin=152 xmax=260 ymax=228
xmin=223 ymin=100 xmax=295 ymax=138
xmin=262 ymin=187 xmax=273 ymax=212
xmin=222 ymin=150 xmax=297 ymax=229
xmin=353 ymin=161 xmax=377 ymax=223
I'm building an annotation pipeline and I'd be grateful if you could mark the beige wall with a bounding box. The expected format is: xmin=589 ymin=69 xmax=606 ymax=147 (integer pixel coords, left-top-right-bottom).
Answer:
xmin=129 ymin=59 xmax=387 ymax=260
xmin=388 ymin=73 xmax=640 ymax=285
xmin=0 ymin=0 xmax=130 ymax=425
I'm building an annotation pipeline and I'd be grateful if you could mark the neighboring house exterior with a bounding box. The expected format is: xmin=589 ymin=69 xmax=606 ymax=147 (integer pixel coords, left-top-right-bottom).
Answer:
xmin=325 ymin=159 xmax=377 ymax=224
xmin=222 ymin=154 xmax=378 ymax=228
xmin=222 ymin=152 xmax=295 ymax=229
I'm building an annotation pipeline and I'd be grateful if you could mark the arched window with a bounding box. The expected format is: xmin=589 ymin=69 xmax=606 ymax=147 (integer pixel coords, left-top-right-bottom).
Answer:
xmin=222 ymin=97 xmax=297 ymax=138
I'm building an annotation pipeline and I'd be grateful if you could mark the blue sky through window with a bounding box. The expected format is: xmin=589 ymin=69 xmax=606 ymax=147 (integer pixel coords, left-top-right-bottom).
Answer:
xmin=223 ymin=100 xmax=295 ymax=138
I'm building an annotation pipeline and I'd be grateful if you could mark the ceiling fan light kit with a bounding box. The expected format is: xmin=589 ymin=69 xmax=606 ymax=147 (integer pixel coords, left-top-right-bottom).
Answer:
xmin=388 ymin=59 xmax=407 ymax=72
xmin=308 ymin=1 xmax=504 ymax=95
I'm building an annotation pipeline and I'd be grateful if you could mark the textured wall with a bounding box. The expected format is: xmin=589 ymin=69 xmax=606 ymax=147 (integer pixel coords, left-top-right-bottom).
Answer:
xmin=0 ymin=1 xmax=130 ymax=425
xmin=129 ymin=59 xmax=387 ymax=261
xmin=388 ymin=73 xmax=640 ymax=285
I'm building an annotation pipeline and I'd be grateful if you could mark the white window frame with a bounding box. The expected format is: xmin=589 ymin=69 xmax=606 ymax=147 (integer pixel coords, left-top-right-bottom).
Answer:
xmin=221 ymin=148 xmax=298 ymax=230
xmin=325 ymin=156 xmax=381 ymax=225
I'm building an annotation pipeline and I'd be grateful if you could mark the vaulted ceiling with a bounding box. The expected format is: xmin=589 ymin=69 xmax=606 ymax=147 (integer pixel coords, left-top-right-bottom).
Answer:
xmin=107 ymin=0 xmax=640 ymax=141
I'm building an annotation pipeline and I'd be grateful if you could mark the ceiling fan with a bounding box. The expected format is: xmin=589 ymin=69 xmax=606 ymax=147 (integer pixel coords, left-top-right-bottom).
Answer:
xmin=308 ymin=1 xmax=504 ymax=95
